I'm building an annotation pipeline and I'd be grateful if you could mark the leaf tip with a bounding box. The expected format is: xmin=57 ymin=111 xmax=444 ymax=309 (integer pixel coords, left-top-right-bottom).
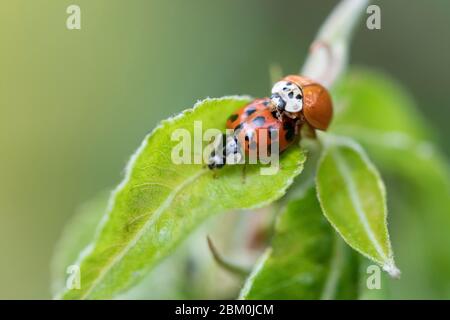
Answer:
xmin=383 ymin=262 xmax=401 ymax=279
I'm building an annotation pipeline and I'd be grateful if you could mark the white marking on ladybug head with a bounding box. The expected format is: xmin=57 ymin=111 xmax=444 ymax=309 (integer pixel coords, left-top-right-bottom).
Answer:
xmin=270 ymin=80 xmax=303 ymax=113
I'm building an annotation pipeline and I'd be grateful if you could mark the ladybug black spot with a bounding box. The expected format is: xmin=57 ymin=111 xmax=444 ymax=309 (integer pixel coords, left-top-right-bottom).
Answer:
xmin=296 ymin=94 xmax=302 ymax=100
xmin=245 ymin=108 xmax=256 ymax=116
xmin=288 ymin=92 xmax=294 ymax=99
xmin=252 ymin=116 xmax=266 ymax=127
xmin=234 ymin=122 xmax=244 ymax=132
xmin=228 ymin=114 xmax=239 ymax=123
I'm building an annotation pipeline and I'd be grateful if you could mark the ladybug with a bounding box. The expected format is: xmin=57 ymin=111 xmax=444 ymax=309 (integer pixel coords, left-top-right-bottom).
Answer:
xmin=208 ymin=75 xmax=332 ymax=169
xmin=270 ymin=75 xmax=333 ymax=130
xmin=207 ymin=98 xmax=300 ymax=169
xmin=226 ymin=98 xmax=300 ymax=155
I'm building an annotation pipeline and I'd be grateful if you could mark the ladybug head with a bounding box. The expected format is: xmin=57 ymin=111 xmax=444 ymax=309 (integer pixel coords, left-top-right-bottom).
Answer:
xmin=270 ymin=80 xmax=303 ymax=113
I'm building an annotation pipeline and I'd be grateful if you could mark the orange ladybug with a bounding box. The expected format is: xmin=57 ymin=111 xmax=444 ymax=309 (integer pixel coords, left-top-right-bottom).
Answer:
xmin=208 ymin=75 xmax=332 ymax=169
xmin=270 ymin=75 xmax=333 ymax=130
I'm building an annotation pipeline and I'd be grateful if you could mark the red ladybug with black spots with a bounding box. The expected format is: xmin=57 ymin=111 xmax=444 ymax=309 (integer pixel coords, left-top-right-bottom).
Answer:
xmin=226 ymin=98 xmax=300 ymax=155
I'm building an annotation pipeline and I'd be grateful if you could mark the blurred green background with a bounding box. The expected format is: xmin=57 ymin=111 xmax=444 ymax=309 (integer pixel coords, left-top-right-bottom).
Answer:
xmin=0 ymin=0 xmax=449 ymax=299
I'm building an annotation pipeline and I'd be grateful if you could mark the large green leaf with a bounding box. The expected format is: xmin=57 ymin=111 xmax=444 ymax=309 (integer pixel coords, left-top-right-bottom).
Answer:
xmin=57 ymin=96 xmax=306 ymax=299
xmin=316 ymin=136 xmax=399 ymax=277
xmin=332 ymin=68 xmax=450 ymax=298
xmin=240 ymin=187 xmax=359 ymax=300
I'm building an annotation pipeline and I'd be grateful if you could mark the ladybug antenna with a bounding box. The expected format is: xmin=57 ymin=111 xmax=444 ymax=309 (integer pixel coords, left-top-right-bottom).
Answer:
xmin=309 ymin=40 xmax=336 ymax=85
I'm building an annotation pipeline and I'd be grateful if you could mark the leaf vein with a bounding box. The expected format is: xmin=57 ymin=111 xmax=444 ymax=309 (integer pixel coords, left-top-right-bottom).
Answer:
xmin=332 ymin=148 xmax=387 ymax=262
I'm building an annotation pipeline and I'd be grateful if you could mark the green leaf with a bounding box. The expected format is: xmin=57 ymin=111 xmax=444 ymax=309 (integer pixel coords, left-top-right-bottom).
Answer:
xmin=332 ymin=68 xmax=450 ymax=298
xmin=57 ymin=96 xmax=306 ymax=299
xmin=240 ymin=187 xmax=359 ymax=300
xmin=316 ymin=136 xmax=399 ymax=277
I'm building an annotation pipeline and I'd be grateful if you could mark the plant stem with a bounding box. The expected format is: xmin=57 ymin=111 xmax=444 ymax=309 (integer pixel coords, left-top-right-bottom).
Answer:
xmin=301 ymin=0 xmax=370 ymax=88
xmin=206 ymin=236 xmax=250 ymax=277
